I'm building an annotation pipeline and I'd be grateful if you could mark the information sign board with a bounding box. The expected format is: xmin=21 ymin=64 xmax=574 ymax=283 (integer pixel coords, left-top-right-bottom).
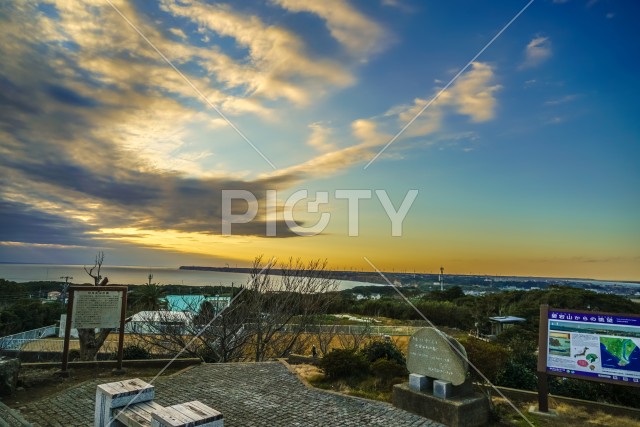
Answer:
xmin=538 ymin=306 xmax=640 ymax=387
xmin=71 ymin=289 xmax=124 ymax=329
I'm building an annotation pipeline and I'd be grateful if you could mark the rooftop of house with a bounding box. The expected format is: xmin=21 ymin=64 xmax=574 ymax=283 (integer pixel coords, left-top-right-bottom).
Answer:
xmin=129 ymin=310 xmax=193 ymax=323
xmin=488 ymin=316 xmax=526 ymax=324
xmin=162 ymin=295 xmax=231 ymax=312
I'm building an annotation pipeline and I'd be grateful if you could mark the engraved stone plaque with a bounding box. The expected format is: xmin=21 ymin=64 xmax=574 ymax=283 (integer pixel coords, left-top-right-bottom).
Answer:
xmin=407 ymin=327 xmax=468 ymax=385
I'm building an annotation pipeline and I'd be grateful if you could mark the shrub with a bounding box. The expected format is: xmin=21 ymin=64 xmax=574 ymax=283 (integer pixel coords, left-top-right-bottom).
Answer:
xmin=122 ymin=344 xmax=150 ymax=360
xmin=68 ymin=349 xmax=80 ymax=361
xmin=320 ymin=349 xmax=369 ymax=379
xmin=495 ymin=359 xmax=538 ymax=390
xmin=197 ymin=346 xmax=220 ymax=363
xmin=360 ymin=340 xmax=406 ymax=365
xmin=370 ymin=358 xmax=408 ymax=384
xmin=459 ymin=337 xmax=509 ymax=383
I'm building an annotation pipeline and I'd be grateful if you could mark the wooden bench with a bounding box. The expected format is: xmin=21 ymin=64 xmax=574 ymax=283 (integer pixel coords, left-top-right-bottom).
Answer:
xmin=151 ymin=401 xmax=223 ymax=427
xmin=95 ymin=379 xmax=223 ymax=427
xmin=115 ymin=401 xmax=165 ymax=427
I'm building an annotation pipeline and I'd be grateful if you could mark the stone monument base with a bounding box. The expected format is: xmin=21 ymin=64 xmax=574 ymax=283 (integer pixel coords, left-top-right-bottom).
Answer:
xmin=393 ymin=383 xmax=489 ymax=427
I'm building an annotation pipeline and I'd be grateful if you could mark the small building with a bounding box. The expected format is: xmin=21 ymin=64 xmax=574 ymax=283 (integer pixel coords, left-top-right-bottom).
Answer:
xmin=162 ymin=295 xmax=231 ymax=315
xmin=354 ymin=293 xmax=381 ymax=301
xmin=488 ymin=316 xmax=526 ymax=335
xmin=125 ymin=310 xmax=193 ymax=335
xmin=48 ymin=291 xmax=61 ymax=301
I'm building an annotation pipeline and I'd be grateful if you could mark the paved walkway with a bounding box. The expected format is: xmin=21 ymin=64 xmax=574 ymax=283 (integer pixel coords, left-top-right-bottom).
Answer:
xmin=0 ymin=401 xmax=30 ymax=427
xmin=14 ymin=362 xmax=442 ymax=426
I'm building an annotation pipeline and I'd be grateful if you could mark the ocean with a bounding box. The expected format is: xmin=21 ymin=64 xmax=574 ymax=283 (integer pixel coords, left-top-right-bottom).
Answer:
xmin=0 ymin=263 xmax=378 ymax=291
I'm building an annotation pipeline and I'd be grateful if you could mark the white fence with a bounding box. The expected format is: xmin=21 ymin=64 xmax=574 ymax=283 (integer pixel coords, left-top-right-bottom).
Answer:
xmin=0 ymin=325 xmax=58 ymax=350
xmin=280 ymin=324 xmax=422 ymax=336
xmin=2 ymin=338 xmax=120 ymax=355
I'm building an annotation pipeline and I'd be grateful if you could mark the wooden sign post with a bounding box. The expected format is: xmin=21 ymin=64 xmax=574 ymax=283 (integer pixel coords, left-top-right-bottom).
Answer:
xmin=537 ymin=304 xmax=550 ymax=412
xmin=60 ymin=286 xmax=127 ymax=376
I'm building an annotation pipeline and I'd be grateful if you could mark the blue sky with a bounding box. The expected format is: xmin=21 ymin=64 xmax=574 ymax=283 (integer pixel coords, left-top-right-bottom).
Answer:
xmin=0 ymin=0 xmax=638 ymax=280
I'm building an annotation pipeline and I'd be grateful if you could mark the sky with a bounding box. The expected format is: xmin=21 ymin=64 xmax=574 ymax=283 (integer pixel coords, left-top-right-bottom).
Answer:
xmin=0 ymin=0 xmax=639 ymax=281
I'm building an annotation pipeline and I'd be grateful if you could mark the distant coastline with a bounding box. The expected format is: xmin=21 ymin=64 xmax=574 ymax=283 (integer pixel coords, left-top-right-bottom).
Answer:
xmin=179 ymin=265 xmax=391 ymax=285
xmin=178 ymin=266 xmax=640 ymax=287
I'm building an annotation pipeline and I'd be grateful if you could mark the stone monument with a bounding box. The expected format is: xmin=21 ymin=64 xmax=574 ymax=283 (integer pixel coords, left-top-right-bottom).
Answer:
xmin=392 ymin=327 xmax=489 ymax=427
xmin=0 ymin=357 xmax=20 ymax=396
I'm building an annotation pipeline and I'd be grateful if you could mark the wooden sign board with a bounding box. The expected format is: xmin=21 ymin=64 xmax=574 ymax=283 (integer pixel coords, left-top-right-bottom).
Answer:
xmin=72 ymin=289 xmax=123 ymax=329
xmin=60 ymin=286 xmax=127 ymax=376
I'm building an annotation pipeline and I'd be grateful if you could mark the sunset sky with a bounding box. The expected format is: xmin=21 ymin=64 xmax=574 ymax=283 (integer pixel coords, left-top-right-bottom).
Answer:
xmin=0 ymin=0 xmax=638 ymax=280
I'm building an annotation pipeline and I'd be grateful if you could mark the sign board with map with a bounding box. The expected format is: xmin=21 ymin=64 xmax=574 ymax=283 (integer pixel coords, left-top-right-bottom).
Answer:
xmin=538 ymin=305 xmax=640 ymax=387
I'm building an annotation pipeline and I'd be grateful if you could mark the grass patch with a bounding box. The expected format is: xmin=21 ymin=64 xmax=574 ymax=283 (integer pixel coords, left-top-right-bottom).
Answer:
xmin=297 ymin=364 xmax=403 ymax=403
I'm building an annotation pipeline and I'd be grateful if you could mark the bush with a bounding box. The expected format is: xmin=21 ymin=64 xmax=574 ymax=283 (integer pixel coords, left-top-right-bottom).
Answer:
xmin=360 ymin=340 xmax=406 ymax=365
xmin=495 ymin=359 xmax=538 ymax=390
xmin=122 ymin=344 xmax=150 ymax=360
xmin=68 ymin=349 xmax=80 ymax=361
xmin=370 ymin=358 xmax=408 ymax=384
xmin=459 ymin=337 xmax=509 ymax=383
xmin=320 ymin=349 xmax=369 ymax=379
xmin=197 ymin=346 xmax=220 ymax=363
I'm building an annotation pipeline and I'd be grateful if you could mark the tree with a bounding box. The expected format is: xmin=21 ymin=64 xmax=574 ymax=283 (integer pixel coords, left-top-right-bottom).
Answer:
xmin=247 ymin=256 xmax=339 ymax=361
xmin=0 ymin=300 xmax=64 ymax=336
xmin=361 ymin=339 xmax=406 ymax=365
xmin=129 ymin=274 xmax=166 ymax=311
xmin=313 ymin=322 xmax=340 ymax=356
xmin=130 ymin=255 xmax=339 ymax=362
xmin=336 ymin=321 xmax=373 ymax=351
xmin=76 ymin=252 xmax=114 ymax=361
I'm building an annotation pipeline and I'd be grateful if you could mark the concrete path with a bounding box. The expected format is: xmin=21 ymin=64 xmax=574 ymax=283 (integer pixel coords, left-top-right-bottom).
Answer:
xmin=14 ymin=362 xmax=442 ymax=426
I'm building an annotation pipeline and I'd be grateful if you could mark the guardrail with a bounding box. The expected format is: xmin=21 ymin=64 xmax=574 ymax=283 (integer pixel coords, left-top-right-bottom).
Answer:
xmin=280 ymin=324 xmax=421 ymax=336
xmin=0 ymin=325 xmax=58 ymax=350
xmin=5 ymin=338 xmax=120 ymax=354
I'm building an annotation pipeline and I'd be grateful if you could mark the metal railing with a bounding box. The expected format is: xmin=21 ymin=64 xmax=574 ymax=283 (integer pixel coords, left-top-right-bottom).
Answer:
xmin=0 ymin=325 xmax=58 ymax=350
xmin=9 ymin=339 xmax=119 ymax=354
xmin=280 ymin=324 xmax=421 ymax=336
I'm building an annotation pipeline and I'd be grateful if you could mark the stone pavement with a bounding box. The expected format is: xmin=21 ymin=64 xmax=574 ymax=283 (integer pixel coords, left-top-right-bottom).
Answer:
xmin=13 ymin=362 xmax=443 ymax=426
xmin=0 ymin=401 xmax=30 ymax=427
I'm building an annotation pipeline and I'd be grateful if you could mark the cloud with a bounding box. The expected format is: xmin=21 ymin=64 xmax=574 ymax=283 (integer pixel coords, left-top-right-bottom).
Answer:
xmin=0 ymin=201 xmax=92 ymax=246
xmin=268 ymin=63 xmax=500 ymax=177
xmin=0 ymin=1 xmax=316 ymax=247
xmin=161 ymin=0 xmax=354 ymax=105
xmin=521 ymin=36 xmax=552 ymax=69
xmin=265 ymin=119 xmax=389 ymax=180
xmin=168 ymin=27 xmax=188 ymax=40
xmin=385 ymin=62 xmax=500 ymax=137
xmin=307 ymin=123 xmax=337 ymax=152
xmin=272 ymin=0 xmax=388 ymax=57
xmin=443 ymin=62 xmax=501 ymax=122
xmin=381 ymin=0 xmax=413 ymax=12
xmin=544 ymin=94 xmax=578 ymax=105
xmin=0 ymin=2 xmax=500 ymax=255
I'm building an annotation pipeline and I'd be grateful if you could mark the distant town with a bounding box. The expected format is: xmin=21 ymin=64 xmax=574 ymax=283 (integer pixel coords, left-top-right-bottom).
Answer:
xmin=180 ymin=265 xmax=640 ymax=299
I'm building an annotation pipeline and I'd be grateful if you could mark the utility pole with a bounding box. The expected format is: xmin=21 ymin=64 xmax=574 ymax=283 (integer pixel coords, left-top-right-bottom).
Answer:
xmin=439 ymin=266 xmax=444 ymax=292
xmin=60 ymin=276 xmax=73 ymax=308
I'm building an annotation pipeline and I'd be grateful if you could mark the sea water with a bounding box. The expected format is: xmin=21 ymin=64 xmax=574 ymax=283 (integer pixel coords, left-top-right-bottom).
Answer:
xmin=0 ymin=263 xmax=377 ymax=290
